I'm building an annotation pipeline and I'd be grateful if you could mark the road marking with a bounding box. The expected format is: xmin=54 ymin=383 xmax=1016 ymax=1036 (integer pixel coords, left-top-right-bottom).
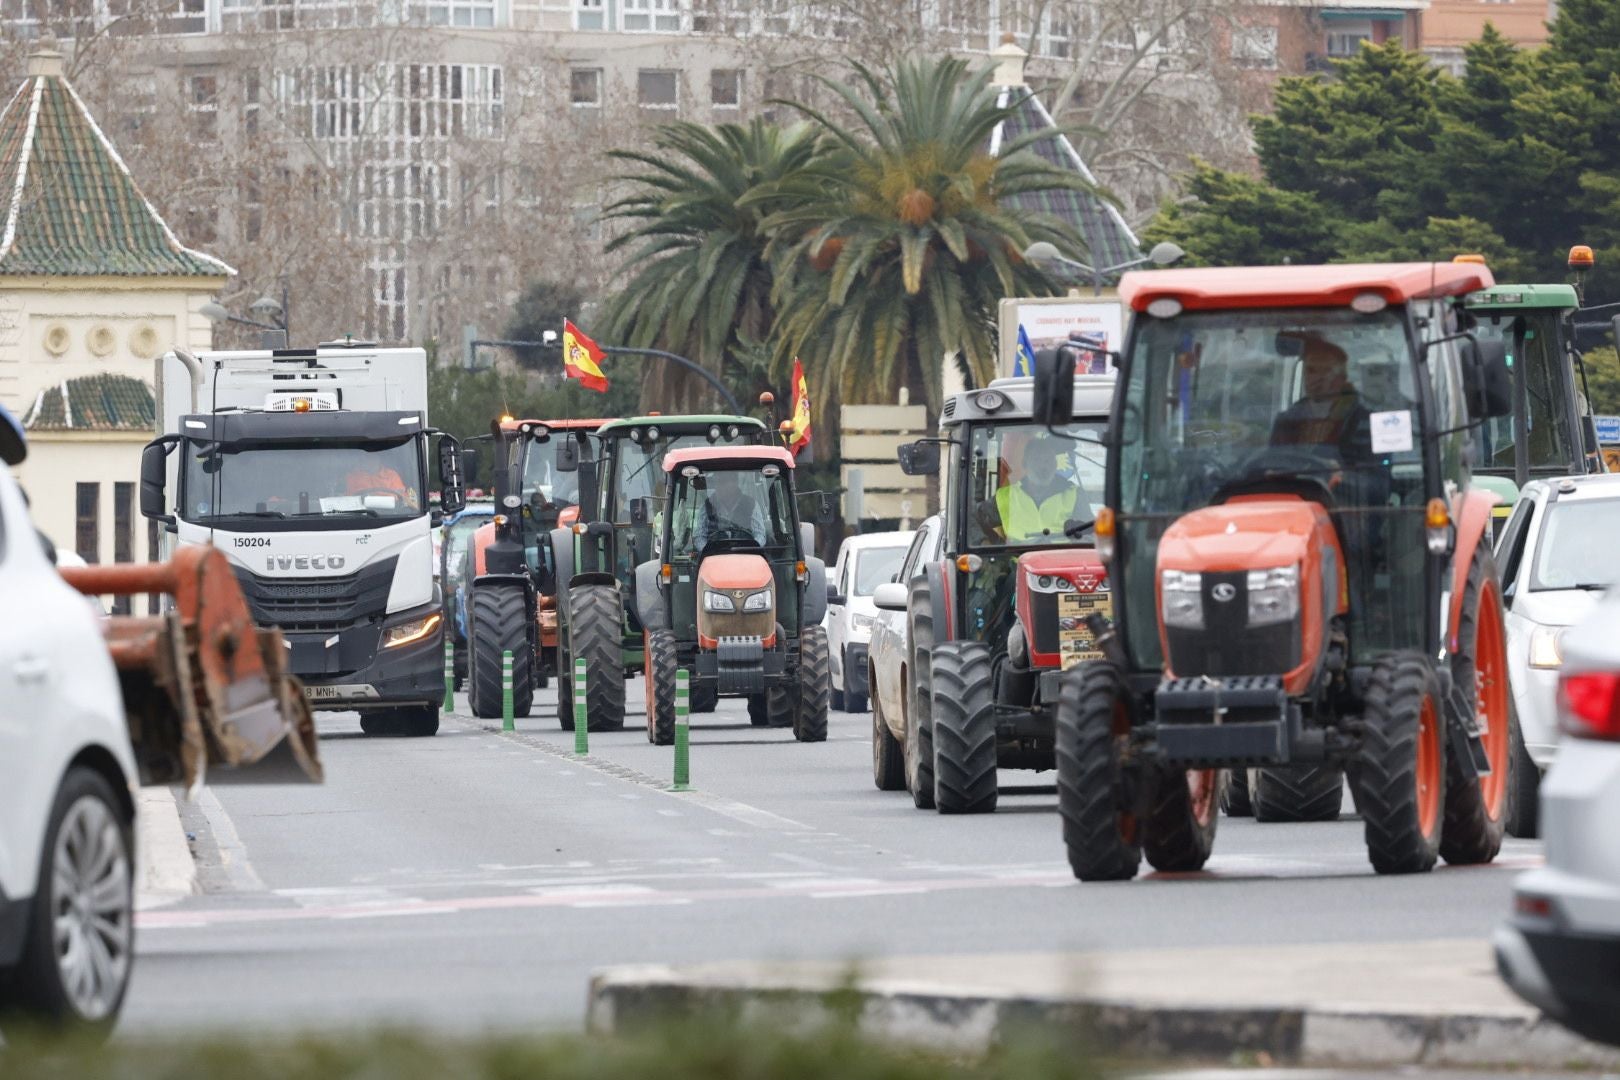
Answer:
xmin=197 ymin=787 xmax=267 ymax=894
xmin=657 ymin=809 xmax=682 ymax=817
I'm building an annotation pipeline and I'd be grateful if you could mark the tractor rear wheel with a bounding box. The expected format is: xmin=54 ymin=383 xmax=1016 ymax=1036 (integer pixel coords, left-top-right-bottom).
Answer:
xmin=930 ymin=642 xmax=998 ymax=814
xmin=556 ymin=658 xmax=574 ymax=730
xmin=1143 ymin=767 xmax=1219 ymax=873
xmin=1250 ymin=766 xmax=1344 ymax=823
xmin=469 ymin=588 xmax=532 ymax=720
xmin=1440 ymin=546 xmax=1512 ymax=866
xmin=1055 ymin=661 xmax=1141 ymax=881
xmin=872 ymin=691 xmax=905 ymax=791
xmin=569 ymin=585 xmax=626 ymax=732
xmin=906 ymin=576 xmax=937 ymax=810
xmin=645 ymin=629 xmax=678 ymax=746
xmin=1221 ymin=768 xmax=1253 ymax=817
xmin=1353 ymin=651 xmax=1444 ymax=874
xmin=792 ymin=626 xmax=831 ymax=743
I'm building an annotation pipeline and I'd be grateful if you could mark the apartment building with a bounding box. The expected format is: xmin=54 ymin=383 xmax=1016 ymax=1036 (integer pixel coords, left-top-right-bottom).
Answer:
xmin=1419 ymin=0 xmax=1554 ymax=73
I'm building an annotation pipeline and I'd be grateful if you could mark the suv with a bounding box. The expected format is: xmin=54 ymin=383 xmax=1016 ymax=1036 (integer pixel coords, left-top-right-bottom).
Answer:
xmin=0 ymin=407 xmax=139 ymax=1033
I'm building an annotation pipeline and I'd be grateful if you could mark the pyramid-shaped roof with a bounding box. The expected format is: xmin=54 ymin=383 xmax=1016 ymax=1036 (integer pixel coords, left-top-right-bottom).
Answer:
xmin=0 ymin=47 xmax=233 ymax=279
xmin=988 ymin=44 xmax=1142 ymax=285
xmin=23 ymin=372 xmax=155 ymax=431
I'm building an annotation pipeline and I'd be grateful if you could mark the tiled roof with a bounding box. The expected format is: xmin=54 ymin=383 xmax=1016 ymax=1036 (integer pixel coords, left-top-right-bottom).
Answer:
xmin=0 ymin=53 xmax=233 ymax=279
xmin=991 ymin=88 xmax=1142 ymax=284
xmin=24 ymin=372 xmax=155 ymax=431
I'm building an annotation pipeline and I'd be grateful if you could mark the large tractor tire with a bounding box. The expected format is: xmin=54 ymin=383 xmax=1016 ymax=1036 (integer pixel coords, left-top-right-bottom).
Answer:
xmin=930 ymin=641 xmax=998 ymax=814
xmin=1353 ymin=651 xmax=1444 ymax=874
xmin=1507 ymin=726 xmax=1540 ymax=839
xmin=1249 ymin=766 xmax=1344 ymax=823
xmin=645 ymin=629 xmax=678 ymax=746
xmin=872 ymin=691 xmax=905 ymax=791
xmin=1440 ymin=546 xmax=1512 ymax=866
xmin=905 ymin=575 xmax=937 ymax=810
xmin=469 ymin=588 xmax=532 ymax=720
xmin=1055 ymin=661 xmax=1141 ymax=881
xmin=1143 ymin=768 xmax=1219 ymax=873
xmin=792 ymin=626 xmax=831 ymax=743
xmin=1222 ymin=768 xmax=1253 ymax=817
xmin=569 ymin=585 xmax=627 ymax=732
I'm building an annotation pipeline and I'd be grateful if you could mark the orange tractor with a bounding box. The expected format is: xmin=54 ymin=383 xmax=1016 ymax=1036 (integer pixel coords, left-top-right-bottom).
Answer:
xmin=1036 ymin=263 xmax=1518 ymax=879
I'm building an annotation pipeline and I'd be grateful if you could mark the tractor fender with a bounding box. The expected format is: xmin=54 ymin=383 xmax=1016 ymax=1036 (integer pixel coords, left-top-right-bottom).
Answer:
xmin=800 ymin=557 xmax=829 ymax=626
xmin=923 ymin=558 xmax=952 ymax=643
xmin=635 ymin=559 xmax=670 ymax=631
xmin=1446 ymin=488 xmax=1500 ymax=652
xmin=548 ymin=527 xmax=576 ymax=633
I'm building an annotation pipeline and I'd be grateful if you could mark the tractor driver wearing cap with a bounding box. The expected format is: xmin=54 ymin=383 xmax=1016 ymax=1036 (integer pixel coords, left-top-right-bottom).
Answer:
xmin=1270 ymin=335 xmax=1374 ymax=465
xmin=984 ymin=436 xmax=1090 ymax=543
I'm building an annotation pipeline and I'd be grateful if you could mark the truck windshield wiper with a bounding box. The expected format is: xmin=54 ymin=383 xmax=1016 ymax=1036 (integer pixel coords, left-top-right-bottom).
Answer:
xmin=290 ymin=508 xmax=381 ymax=518
xmin=212 ymin=510 xmax=286 ymax=519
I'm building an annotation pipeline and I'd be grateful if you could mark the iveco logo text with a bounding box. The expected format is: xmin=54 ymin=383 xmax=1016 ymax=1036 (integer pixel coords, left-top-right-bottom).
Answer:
xmin=1211 ymin=583 xmax=1237 ymax=602
xmin=267 ymin=555 xmax=347 ymax=571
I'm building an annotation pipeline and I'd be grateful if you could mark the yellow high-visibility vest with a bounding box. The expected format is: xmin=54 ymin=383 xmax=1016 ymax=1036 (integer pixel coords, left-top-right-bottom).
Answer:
xmin=995 ymin=483 xmax=1073 ymax=541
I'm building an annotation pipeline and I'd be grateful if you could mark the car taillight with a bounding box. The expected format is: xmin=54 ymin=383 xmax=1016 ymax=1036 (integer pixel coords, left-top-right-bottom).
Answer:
xmin=1559 ymin=671 xmax=1620 ymax=741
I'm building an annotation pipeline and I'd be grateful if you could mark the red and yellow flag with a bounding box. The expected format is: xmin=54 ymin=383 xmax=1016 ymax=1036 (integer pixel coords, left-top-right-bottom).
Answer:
xmin=562 ymin=319 xmax=609 ymax=394
xmin=788 ymin=358 xmax=812 ymax=455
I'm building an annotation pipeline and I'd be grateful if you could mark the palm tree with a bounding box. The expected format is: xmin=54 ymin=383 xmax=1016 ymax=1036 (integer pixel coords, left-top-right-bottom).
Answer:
xmin=596 ymin=118 xmax=819 ymax=413
xmin=762 ymin=55 xmax=1097 ymax=416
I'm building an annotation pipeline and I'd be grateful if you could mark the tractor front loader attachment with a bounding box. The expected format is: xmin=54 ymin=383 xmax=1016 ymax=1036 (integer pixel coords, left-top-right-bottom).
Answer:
xmin=59 ymin=545 xmax=323 ymax=789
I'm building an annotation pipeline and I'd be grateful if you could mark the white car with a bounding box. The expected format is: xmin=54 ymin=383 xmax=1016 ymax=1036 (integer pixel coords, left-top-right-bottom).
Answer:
xmin=869 ymin=516 xmax=943 ymax=800
xmin=1494 ymin=474 xmax=1620 ymax=835
xmin=0 ymin=408 xmax=139 ymax=1034
xmin=1495 ymin=585 xmax=1620 ymax=1047
xmin=826 ymin=531 xmax=913 ymax=713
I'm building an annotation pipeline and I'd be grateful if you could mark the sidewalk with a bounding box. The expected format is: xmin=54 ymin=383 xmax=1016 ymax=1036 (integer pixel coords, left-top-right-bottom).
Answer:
xmin=588 ymin=940 xmax=1620 ymax=1069
xmin=135 ymin=785 xmax=196 ymax=911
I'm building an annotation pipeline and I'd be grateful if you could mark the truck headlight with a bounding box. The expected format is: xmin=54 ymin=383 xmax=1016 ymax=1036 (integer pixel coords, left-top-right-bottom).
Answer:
xmin=1246 ymin=565 xmax=1299 ymax=626
xmin=742 ymin=589 xmax=773 ymax=612
xmin=1161 ymin=570 xmax=1203 ymax=630
xmin=704 ymin=591 xmax=735 ymax=613
xmin=1529 ymin=625 xmax=1565 ymax=669
xmin=383 ymin=612 xmax=441 ymax=648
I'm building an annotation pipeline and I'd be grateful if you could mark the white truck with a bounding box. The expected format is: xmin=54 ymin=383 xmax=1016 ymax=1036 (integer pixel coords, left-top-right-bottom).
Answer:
xmin=140 ymin=343 xmax=465 ymax=736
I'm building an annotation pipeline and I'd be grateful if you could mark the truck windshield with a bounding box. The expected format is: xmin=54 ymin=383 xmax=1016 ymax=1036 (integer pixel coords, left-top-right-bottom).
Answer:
xmin=1473 ymin=313 xmax=1576 ymax=472
xmin=963 ymin=421 xmax=1107 ymax=548
xmin=521 ymin=437 xmax=581 ymax=507
xmin=182 ymin=438 xmax=423 ymax=524
xmin=668 ymin=466 xmax=795 ymax=555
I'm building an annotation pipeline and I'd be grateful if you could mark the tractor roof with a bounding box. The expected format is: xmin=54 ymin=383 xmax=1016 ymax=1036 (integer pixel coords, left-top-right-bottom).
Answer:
xmin=663 ymin=446 xmax=796 ymax=472
xmin=940 ymin=375 xmax=1115 ymax=427
xmin=1119 ymin=263 xmax=1494 ymax=313
xmin=499 ymin=417 xmax=607 ymax=433
xmin=1465 ymin=283 xmax=1579 ymax=312
xmin=598 ymin=414 xmax=766 ymax=432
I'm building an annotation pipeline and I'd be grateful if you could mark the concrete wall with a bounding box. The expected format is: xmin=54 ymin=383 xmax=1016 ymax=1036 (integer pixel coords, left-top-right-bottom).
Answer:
xmin=14 ymin=431 xmax=154 ymax=566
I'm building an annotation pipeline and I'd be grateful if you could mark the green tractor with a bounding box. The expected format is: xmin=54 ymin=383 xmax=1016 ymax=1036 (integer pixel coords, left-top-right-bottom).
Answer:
xmin=549 ymin=415 xmax=772 ymax=731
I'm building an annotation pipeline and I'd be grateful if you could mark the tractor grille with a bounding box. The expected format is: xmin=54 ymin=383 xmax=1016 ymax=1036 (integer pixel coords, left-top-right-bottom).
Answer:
xmin=1165 ymin=570 xmax=1300 ymax=678
xmin=1030 ymin=591 xmax=1060 ymax=654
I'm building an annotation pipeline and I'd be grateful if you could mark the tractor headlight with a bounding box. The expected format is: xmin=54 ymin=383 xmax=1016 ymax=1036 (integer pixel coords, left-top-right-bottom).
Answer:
xmin=1161 ymin=570 xmax=1203 ymax=630
xmin=383 ymin=612 xmax=441 ymax=648
xmin=704 ymin=591 xmax=736 ymax=613
xmin=1246 ymin=565 xmax=1299 ymax=627
xmin=742 ymin=589 xmax=773 ymax=613
xmin=1529 ymin=625 xmax=1565 ymax=669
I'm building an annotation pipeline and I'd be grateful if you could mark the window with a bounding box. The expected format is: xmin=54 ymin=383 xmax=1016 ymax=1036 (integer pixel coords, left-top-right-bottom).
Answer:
xmin=570 ymin=67 xmax=602 ymax=107
xmin=187 ymin=73 xmax=218 ymax=140
xmin=411 ymin=0 xmax=496 ymax=25
xmin=113 ymin=482 xmax=133 ymax=614
xmin=623 ymin=0 xmax=680 ymax=31
xmin=1231 ymin=23 xmax=1278 ymax=70
xmin=1326 ymin=21 xmax=1373 ymax=58
xmin=75 ymin=482 xmax=99 ymax=565
xmin=710 ymin=68 xmax=740 ymax=108
xmin=243 ymin=69 xmax=260 ymax=136
xmin=575 ymin=0 xmax=604 ymax=29
xmin=637 ymin=69 xmax=678 ymax=109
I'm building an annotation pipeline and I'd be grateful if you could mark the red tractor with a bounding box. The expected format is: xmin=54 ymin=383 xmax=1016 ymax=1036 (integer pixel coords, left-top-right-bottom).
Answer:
xmin=1036 ymin=263 xmax=1519 ymax=879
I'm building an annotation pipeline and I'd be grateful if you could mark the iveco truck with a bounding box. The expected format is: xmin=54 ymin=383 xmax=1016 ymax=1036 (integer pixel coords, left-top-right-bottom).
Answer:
xmin=140 ymin=343 xmax=465 ymax=736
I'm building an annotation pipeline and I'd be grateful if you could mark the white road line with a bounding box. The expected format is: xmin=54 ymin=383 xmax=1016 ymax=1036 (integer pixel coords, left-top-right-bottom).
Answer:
xmin=197 ymin=787 xmax=267 ymax=893
xmin=657 ymin=809 xmax=682 ymax=817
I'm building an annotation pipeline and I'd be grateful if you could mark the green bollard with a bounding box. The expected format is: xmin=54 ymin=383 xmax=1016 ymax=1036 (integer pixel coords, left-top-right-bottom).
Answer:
xmin=673 ymin=668 xmax=690 ymax=791
xmin=501 ymin=650 xmax=514 ymax=732
xmin=573 ymin=657 xmax=588 ymax=755
xmin=442 ymin=637 xmax=455 ymax=713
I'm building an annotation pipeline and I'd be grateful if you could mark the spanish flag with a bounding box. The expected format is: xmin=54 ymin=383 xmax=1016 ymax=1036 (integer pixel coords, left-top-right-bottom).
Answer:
xmin=562 ymin=319 xmax=609 ymax=393
xmin=788 ymin=358 xmax=812 ymax=455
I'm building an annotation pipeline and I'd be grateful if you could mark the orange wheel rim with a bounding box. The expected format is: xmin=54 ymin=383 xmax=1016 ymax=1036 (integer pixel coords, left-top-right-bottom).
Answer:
xmin=1188 ymin=770 xmax=1217 ymax=826
xmin=1474 ymin=586 xmax=1510 ymax=820
xmin=1417 ymin=693 xmax=1442 ymax=837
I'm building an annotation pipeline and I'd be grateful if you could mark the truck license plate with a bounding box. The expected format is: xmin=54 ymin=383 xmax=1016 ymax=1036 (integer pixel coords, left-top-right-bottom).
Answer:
xmin=303 ymin=684 xmax=347 ymax=701
xmin=1058 ymin=592 xmax=1112 ymax=669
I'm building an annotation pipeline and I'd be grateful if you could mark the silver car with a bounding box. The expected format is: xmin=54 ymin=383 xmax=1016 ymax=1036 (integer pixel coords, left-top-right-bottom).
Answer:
xmin=868 ymin=515 xmax=942 ymax=800
xmin=1494 ymin=474 xmax=1620 ymax=835
xmin=1494 ymin=585 xmax=1620 ymax=1046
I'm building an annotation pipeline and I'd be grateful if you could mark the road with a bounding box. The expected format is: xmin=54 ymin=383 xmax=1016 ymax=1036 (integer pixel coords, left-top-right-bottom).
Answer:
xmin=121 ymin=682 xmax=1540 ymax=1036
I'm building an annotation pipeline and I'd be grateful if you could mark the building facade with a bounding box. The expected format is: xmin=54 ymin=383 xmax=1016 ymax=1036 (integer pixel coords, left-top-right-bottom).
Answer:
xmin=1419 ymin=0 xmax=1554 ymax=74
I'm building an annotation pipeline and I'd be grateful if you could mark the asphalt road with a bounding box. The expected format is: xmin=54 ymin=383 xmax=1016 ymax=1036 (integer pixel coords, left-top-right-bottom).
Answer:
xmin=121 ymin=682 xmax=1541 ymax=1036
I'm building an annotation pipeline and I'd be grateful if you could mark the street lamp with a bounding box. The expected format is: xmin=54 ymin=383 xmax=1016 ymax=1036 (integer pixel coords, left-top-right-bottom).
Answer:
xmin=202 ymin=279 xmax=291 ymax=346
xmin=1024 ymin=240 xmax=1186 ymax=296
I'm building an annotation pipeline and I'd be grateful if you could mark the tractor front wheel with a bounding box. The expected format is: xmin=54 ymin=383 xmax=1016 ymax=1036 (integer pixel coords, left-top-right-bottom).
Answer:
xmin=1221 ymin=768 xmax=1253 ymax=817
xmin=690 ymin=683 xmax=718 ymax=714
xmin=1143 ymin=767 xmax=1219 ymax=873
xmin=645 ymin=629 xmax=678 ymax=746
xmin=569 ymin=585 xmax=627 ymax=732
xmin=1440 ymin=545 xmax=1512 ymax=865
xmin=930 ymin=641 xmax=997 ymax=814
xmin=1354 ymin=651 xmax=1444 ymax=874
xmin=1250 ymin=765 xmax=1343 ymax=823
xmin=1055 ymin=661 xmax=1141 ymax=881
xmin=747 ymin=693 xmax=770 ymax=727
xmin=469 ymin=588 xmax=532 ymax=720
xmin=792 ymin=626 xmax=831 ymax=743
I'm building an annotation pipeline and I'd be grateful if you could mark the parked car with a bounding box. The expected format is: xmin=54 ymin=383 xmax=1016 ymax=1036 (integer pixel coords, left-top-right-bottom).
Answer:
xmin=1493 ymin=473 xmax=1620 ymax=835
xmin=1495 ymin=585 xmax=1620 ymax=1047
xmin=0 ymin=404 xmax=139 ymax=1034
xmin=869 ymin=516 xmax=943 ymax=798
xmin=826 ymin=531 xmax=913 ymax=713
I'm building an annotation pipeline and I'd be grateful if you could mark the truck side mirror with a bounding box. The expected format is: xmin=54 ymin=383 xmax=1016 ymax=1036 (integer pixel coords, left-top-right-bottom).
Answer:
xmin=630 ymin=497 xmax=651 ymax=526
xmin=1463 ymin=338 xmax=1513 ymax=421
xmin=556 ymin=437 xmax=579 ymax=473
xmin=460 ymin=447 xmax=481 ymax=487
xmin=897 ymin=441 xmax=940 ymax=476
xmin=818 ymin=493 xmax=836 ymax=525
xmin=139 ymin=437 xmax=176 ymax=523
xmin=1031 ymin=345 xmax=1076 ymax=426
xmin=437 ymin=435 xmax=466 ymax=515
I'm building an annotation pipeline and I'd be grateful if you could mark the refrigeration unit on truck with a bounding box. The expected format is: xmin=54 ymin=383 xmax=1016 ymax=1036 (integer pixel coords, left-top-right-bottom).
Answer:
xmin=140 ymin=344 xmax=466 ymax=737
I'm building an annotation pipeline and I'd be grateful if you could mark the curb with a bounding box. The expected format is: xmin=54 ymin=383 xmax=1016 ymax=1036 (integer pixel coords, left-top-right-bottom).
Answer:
xmin=586 ymin=966 xmax=1620 ymax=1070
xmin=135 ymin=785 xmax=197 ymax=910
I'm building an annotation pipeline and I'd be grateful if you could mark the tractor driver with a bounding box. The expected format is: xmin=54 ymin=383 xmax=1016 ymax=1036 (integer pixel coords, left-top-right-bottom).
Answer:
xmin=983 ymin=435 xmax=1091 ymax=543
xmin=1270 ymin=335 xmax=1374 ymax=465
xmin=694 ymin=470 xmax=769 ymax=551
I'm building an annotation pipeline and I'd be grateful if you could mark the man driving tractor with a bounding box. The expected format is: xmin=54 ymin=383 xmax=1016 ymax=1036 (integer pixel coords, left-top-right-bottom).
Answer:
xmin=986 ymin=435 xmax=1093 ymax=542
xmin=1270 ymin=334 xmax=1374 ymax=464
xmin=694 ymin=470 xmax=770 ymax=550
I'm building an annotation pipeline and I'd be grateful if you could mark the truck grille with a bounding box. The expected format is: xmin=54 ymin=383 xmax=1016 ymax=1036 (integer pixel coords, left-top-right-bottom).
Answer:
xmin=233 ymin=557 xmax=397 ymax=630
